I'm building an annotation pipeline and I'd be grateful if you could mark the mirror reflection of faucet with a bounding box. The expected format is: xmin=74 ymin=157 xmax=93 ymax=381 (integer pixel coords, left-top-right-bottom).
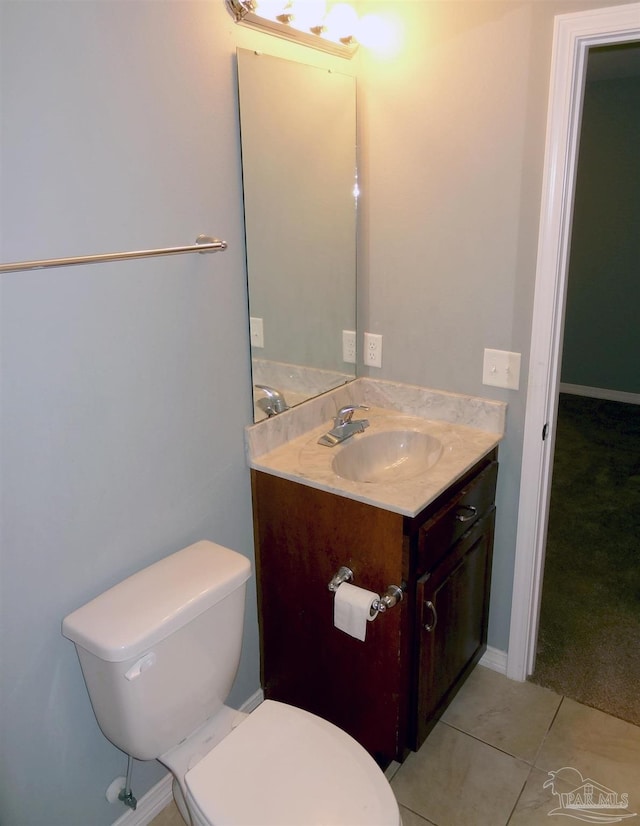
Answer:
xmin=318 ymin=405 xmax=369 ymax=446
xmin=255 ymin=384 xmax=289 ymax=417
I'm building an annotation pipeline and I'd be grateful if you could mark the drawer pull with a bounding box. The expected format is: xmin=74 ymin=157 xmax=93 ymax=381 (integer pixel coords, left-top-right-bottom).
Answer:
xmin=455 ymin=505 xmax=477 ymax=523
xmin=423 ymin=600 xmax=438 ymax=632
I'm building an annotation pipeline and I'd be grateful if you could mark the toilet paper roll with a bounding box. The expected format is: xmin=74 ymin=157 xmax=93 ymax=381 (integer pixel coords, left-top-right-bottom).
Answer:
xmin=333 ymin=582 xmax=379 ymax=641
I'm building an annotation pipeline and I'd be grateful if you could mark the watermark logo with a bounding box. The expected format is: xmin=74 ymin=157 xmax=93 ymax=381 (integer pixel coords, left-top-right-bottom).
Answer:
xmin=544 ymin=767 xmax=637 ymax=822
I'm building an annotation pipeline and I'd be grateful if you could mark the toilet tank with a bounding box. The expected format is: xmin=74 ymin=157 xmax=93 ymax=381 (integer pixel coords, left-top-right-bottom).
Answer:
xmin=62 ymin=541 xmax=251 ymax=760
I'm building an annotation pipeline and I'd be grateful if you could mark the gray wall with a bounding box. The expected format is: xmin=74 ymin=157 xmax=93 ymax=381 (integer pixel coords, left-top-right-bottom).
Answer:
xmin=0 ymin=3 xmax=260 ymax=824
xmin=1 ymin=1 xmax=636 ymax=824
xmin=357 ymin=0 xmax=635 ymax=649
xmin=561 ymin=74 xmax=640 ymax=393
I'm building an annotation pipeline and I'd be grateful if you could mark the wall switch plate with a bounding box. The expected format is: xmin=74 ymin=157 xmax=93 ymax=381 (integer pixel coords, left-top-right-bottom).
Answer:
xmin=483 ymin=348 xmax=521 ymax=390
xmin=249 ymin=317 xmax=264 ymax=348
xmin=342 ymin=330 xmax=356 ymax=364
xmin=364 ymin=332 xmax=383 ymax=368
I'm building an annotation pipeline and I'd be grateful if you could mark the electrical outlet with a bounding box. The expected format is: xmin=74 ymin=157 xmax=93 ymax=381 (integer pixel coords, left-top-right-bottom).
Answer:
xmin=482 ymin=348 xmax=521 ymax=390
xmin=342 ymin=330 xmax=356 ymax=364
xmin=364 ymin=332 xmax=382 ymax=368
xmin=249 ymin=317 xmax=264 ymax=348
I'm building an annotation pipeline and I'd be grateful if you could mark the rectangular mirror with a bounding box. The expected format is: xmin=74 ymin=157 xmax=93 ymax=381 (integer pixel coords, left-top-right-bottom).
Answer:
xmin=237 ymin=49 xmax=357 ymax=422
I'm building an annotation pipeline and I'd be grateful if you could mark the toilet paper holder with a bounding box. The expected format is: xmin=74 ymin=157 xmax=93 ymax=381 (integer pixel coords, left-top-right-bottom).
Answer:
xmin=328 ymin=566 xmax=404 ymax=616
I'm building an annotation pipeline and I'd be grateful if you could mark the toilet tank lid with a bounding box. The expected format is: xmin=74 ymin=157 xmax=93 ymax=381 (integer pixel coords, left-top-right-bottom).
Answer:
xmin=62 ymin=541 xmax=251 ymax=662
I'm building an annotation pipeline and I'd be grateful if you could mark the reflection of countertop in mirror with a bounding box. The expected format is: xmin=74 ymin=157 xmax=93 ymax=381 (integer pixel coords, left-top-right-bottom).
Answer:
xmin=245 ymin=378 xmax=506 ymax=517
xmin=252 ymin=359 xmax=353 ymax=422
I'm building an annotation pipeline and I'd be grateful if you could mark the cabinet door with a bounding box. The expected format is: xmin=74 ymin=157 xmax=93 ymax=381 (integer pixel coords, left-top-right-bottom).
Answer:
xmin=413 ymin=508 xmax=495 ymax=749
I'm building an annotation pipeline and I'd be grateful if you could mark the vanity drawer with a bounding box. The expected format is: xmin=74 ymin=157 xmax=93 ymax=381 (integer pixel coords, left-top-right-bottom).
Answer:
xmin=417 ymin=460 xmax=498 ymax=573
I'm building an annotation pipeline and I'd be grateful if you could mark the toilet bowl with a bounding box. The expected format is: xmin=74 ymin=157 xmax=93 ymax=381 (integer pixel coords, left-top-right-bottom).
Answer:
xmin=177 ymin=701 xmax=399 ymax=826
xmin=62 ymin=540 xmax=400 ymax=826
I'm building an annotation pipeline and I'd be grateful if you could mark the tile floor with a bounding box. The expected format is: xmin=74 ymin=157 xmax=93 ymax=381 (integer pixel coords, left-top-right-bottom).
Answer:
xmin=150 ymin=665 xmax=640 ymax=826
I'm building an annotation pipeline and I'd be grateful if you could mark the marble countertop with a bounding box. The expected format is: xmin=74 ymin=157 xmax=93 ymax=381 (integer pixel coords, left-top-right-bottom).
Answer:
xmin=246 ymin=379 xmax=506 ymax=517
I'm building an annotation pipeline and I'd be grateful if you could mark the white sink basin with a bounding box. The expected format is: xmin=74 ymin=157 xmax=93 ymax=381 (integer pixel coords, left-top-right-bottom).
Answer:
xmin=332 ymin=429 xmax=443 ymax=484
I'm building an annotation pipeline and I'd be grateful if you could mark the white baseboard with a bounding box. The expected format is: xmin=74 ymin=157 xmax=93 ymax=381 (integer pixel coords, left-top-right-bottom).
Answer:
xmin=240 ymin=687 xmax=265 ymax=714
xmin=559 ymin=383 xmax=640 ymax=405
xmin=111 ymin=775 xmax=174 ymax=826
xmin=111 ymin=689 xmax=265 ymax=826
xmin=479 ymin=645 xmax=508 ymax=675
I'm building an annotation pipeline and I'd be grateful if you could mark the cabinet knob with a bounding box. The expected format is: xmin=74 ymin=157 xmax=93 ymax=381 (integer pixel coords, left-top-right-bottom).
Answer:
xmin=423 ymin=600 xmax=438 ymax=632
xmin=455 ymin=505 xmax=477 ymax=523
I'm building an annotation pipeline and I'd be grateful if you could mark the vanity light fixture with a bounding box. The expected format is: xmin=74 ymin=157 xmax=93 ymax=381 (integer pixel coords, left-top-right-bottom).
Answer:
xmin=225 ymin=0 xmax=360 ymax=59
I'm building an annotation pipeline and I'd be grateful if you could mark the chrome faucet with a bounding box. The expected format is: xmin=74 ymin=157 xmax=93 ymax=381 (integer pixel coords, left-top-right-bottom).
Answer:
xmin=317 ymin=405 xmax=369 ymax=446
xmin=255 ymin=384 xmax=289 ymax=417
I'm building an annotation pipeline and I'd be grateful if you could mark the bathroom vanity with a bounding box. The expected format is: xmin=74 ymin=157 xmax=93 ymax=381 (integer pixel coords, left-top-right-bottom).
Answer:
xmin=246 ymin=379 xmax=505 ymax=767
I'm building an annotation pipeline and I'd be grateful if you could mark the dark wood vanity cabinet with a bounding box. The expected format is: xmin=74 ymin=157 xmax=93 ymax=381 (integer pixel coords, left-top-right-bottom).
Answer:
xmin=251 ymin=448 xmax=498 ymax=766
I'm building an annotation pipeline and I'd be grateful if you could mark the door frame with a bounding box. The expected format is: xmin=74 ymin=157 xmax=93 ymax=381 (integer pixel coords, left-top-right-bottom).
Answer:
xmin=506 ymin=2 xmax=640 ymax=682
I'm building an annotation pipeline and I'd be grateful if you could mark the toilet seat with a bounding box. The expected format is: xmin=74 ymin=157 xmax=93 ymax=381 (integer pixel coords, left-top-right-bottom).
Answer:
xmin=184 ymin=700 xmax=400 ymax=826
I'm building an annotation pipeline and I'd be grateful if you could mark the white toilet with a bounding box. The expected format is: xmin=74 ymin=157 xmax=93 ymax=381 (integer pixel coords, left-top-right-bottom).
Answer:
xmin=62 ymin=540 xmax=401 ymax=826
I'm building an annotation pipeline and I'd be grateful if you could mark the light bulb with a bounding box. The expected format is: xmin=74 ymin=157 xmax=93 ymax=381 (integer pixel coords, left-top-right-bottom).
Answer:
xmin=323 ymin=3 xmax=358 ymax=42
xmin=290 ymin=0 xmax=327 ymax=33
xmin=356 ymin=13 xmax=403 ymax=57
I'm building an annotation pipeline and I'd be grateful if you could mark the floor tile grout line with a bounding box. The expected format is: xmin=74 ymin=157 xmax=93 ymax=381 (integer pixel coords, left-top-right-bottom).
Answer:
xmin=395 ymin=742 xmax=533 ymax=826
xmin=438 ymin=719 xmax=538 ymax=768
xmin=505 ymin=763 xmax=536 ymax=825
xmin=415 ymin=718 xmax=550 ymax=826
xmin=485 ymin=693 xmax=567 ymax=824
xmin=531 ymin=693 xmax=565 ymax=769
xmin=397 ymin=802 xmax=440 ymax=826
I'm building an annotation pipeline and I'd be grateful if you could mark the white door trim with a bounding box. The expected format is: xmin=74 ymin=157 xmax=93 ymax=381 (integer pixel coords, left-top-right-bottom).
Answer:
xmin=506 ymin=2 xmax=640 ymax=682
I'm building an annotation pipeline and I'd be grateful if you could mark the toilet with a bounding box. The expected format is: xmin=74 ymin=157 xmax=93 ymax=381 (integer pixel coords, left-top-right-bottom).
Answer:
xmin=62 ymin=540 xmax=401 ymax=826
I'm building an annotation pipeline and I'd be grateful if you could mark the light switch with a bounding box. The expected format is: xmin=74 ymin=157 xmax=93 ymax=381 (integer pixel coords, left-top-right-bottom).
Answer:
xmin=483 ymin=348 xmax=521 ymax=390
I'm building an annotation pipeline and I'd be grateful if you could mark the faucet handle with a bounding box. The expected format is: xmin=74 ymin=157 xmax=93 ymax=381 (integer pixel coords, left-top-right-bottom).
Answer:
xmin=335 ymin=404 xmax=369 ymax=426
